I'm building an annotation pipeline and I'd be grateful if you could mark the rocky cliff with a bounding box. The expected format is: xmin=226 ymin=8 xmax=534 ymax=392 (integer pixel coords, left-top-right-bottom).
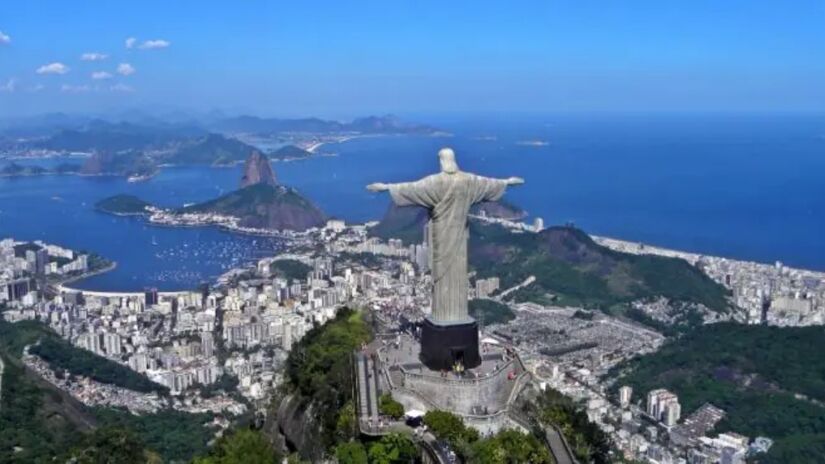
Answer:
xmin=240 ymin=150 xmax=277 ymax=188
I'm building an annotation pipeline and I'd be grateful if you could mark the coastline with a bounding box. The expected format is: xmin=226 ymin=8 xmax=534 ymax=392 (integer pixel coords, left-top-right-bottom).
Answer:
xmin=54 ymin=261 xmax=118 ymax=288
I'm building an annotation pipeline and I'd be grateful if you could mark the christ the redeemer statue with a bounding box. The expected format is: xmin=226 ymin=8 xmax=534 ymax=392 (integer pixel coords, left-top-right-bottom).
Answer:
xmin=368 ymin=148 xmax=523 ymax=370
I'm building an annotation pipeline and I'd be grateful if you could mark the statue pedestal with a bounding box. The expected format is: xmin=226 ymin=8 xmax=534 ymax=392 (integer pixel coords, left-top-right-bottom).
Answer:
xmin=420 ymin=317 xmax=481 ymax=371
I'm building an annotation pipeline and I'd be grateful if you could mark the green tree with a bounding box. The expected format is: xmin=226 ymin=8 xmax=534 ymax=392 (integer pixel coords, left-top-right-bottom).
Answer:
xmin=423 ymin=410 xmax=480 ymax=458
xmin=335 ymin=441 xmax=368 ymax=464
xmin=470 ymin=429 xmax=551 ymax=464
xmin=530 ymin=388 xmax=611 ymax=464
xmin=284 ymin=308 xmax=372 ymax=450
xmin=336 ymin=401 xmax=359 ymax=442
xmin=63 ymin=427 xmax=157 ymax=464
xmin=423 ymin=410 xmax=467 ymax=444
xmin=367 ymin=433 xmax=417 ymax=464
xmin=378 ymin=393 xmax=405 ymax=419
xmin=192 ymin=429 xmax=279 ymax=464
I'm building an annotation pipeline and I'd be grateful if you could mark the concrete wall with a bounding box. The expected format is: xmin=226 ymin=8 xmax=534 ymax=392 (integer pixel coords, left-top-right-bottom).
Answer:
xmin=401 ymin=359 xmax=517 ymax=415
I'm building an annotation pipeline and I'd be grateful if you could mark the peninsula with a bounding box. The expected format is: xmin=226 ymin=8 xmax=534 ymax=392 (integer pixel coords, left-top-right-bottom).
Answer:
xmin=95 ymin=151 xmax=326 ymax=233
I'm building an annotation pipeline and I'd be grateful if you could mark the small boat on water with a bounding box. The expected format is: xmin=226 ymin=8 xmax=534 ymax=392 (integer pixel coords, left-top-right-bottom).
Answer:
xmin=515 ymin=139 xmax=549 ymax=147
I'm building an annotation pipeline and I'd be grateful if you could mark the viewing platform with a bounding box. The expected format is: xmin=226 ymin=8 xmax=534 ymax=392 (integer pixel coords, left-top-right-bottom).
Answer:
xmin=370 ymin=331 xmax=531 ymax=435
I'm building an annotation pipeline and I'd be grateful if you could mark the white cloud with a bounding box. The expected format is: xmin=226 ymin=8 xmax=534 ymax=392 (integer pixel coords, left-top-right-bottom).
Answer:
xmin=0 ymin=78 xmax=16 ymax=92
xmin=0 ymin=31 xmax=10 ymax=44
xmin=61 ymin=84 xmax=90 ymax=93
xmin=81 ymin=52 xmax=108 ymax=61
xmin=110 ymin=83 xmax=135 ymax=93
xmin=91 ymin=71 xmax=113 ymax=80
xmin=116 ymin=63 xmax=136 ymax=76
xmin=28 ymin=84 xmax=44 ymax=93
xmin=138 ymin=39 xmax=170 ymax=50
xmin=125 ymin=37 xmax=137 ymax=49
xmin=36 ymin=62 xmax=70 ymax=75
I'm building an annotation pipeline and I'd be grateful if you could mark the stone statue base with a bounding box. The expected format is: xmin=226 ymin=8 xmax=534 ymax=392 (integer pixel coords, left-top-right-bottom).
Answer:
xmin=420 ymin=317 xmax=481 ymax=371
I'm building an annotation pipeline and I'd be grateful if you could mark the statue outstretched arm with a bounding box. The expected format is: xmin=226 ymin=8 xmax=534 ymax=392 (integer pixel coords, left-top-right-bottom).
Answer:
xmin=366 ymin=182 xmax=389 ymax=192
xmin=367 ymin=177 xmax=440 ymax=208
xmin=470 ymin=174 xmax=525 ymax=204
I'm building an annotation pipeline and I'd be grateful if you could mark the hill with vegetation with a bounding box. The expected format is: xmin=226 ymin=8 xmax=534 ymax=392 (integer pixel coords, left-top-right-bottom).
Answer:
xmin=610 ymin=323 xmax=825 ymax=464
xmin=0 ymin=319 xmax=213 ymax=462
xmin=468 ymin=298 xmax=516 ymax=325
xmin=29 ymin=336 xmax=169 ymax=395
xmin=270 ymin=144 xmax=313 ymax=160
xmin=80 ymin=150 xmax=157 ymax=177
xmin=372 ymin=209 xmax=730 ymax=316
xmin=160 ymin=133 xmax=255 ymax=166
xmin=271 ymin=308 xmax=372 ymax=460
xmin=1 ymin=320 xmax=167 ymax=395
xmin=470 ymin=223 xmax=730 ymax=313
xmin=0 ymin=346 xmax=97 ymax=462
xmin=95 ymin=194 xmax=153 ymax=215
xmin=269 ymin=259 xmax=312 ymax=281
xmin=519 ymin=386 xmax=613 ymax=464
xmin=181 ymin=183 xmax=326 ymax=231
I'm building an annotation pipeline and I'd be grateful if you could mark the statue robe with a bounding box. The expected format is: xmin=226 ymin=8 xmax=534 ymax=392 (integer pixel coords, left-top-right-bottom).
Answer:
xmin=389 ymin=171 xmax=509 ymax=323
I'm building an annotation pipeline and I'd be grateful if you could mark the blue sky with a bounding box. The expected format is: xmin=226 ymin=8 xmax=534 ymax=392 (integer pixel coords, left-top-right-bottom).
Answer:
xmin=1 ymin=0 xmax=824 ymax=117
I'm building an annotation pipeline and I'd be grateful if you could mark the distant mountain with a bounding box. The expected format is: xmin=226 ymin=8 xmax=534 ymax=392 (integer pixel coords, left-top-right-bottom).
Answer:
xmin=1 ymin=162 xmax=48 ymax=176
xmin=158 ymin=133 xmax=256 ymax=166
xmin=240 ymin=151 xmax=277 ymax=188
xmin=211 ymin=114 xmax=439 ymax=135
xmin=212 ymin=116 xmax=344 ymax=133
xmin=347 ymin=114 xmax=437 ymax=134
xmin=369 ymin=201 xmax=527 ymax=244
xmin=34 ymin=121 xmax=252 ymax=167
xmin=0 ymin=112 xmax=92 ymax=137
xmin=0 ymin=162 xmax=81 ymax=177
xmin=181 ymin=184 xmax=326 ymax=231
xmin=40 ymin=120 xmax=204 ymax=153
xmin=270 ymin=144 xmax=313 ymax=160
xmin=80 ymin=151 xmax=156 ymax=177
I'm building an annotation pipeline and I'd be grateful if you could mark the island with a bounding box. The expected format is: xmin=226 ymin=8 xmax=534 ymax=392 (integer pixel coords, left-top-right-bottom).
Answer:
xmin=94 ymin=194 xmax=153 ymax=216
xmin=269 ymin=144 xmax=313 ymax=161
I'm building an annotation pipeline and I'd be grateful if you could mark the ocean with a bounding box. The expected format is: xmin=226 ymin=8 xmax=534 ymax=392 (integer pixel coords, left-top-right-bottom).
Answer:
xmin=1 ymin=113 xmax=823 ymax=291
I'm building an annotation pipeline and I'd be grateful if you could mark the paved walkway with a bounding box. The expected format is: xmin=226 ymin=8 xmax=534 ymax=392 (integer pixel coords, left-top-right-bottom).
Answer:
xmin=544 ymin=425 xmax=577 ymax=464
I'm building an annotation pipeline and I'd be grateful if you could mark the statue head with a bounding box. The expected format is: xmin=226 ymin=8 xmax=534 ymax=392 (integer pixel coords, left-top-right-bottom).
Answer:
xmin=438 ymin=147 xmax=459 ymax=174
